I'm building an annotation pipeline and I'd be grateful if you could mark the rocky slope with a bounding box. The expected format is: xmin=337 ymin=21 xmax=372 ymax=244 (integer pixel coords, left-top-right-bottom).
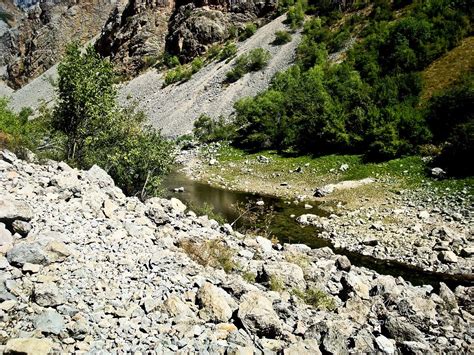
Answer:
xmin=119 ymin=14 xmax=301 ymax=137
xmin=0 ymin=150 xmax=473 ymax=353
xmin=6 ymin=14 xmax=301 ymax=137
xmin=96 ymin=0 xmax=277 ymax=77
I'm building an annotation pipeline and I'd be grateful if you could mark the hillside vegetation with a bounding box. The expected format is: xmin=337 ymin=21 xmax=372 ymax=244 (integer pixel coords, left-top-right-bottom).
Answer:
xmin=198 ymin=0 xmax=473 ymax=176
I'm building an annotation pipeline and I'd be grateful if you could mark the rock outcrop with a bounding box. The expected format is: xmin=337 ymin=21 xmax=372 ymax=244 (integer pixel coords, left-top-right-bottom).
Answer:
xmin=96 ymin=0 xmax=277 ymax=77
xmin=3 ymin=0 xmax=116 ymax=88
xmin=0 ymin=149 xmax=472 ymax=353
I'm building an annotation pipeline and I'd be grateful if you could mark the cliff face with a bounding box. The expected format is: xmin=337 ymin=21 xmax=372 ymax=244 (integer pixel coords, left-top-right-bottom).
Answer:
xmin=3 ymin=0 xmax=116 ymax=89
xmin=95 ymin=0 xmax=175 ymax=78
xmin=95 ymin=0 xmax=277 ymax=77
xmin=2 ymin=0 xmax=278 ymax=88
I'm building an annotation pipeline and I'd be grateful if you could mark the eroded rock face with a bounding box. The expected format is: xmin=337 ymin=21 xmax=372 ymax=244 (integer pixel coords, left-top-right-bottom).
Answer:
xmin=4 ymin=0 xmax=116 ymax=88
xmin=166 ymin=0 xmax=277 ymax=61
xmin=95 ymin=0 xmax=174 ymax=77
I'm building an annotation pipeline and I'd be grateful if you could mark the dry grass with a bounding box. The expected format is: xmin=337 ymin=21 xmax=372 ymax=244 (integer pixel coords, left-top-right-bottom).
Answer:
xmin=179 ymin=239 xmax=238 ymax=273
xmin=421 ymin=36 xmax=474 ymax=102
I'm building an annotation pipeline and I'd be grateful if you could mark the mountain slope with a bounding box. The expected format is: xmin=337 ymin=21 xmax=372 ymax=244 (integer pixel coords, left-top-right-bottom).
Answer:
xmin=119 ymin=14 xmax=301 ymax=137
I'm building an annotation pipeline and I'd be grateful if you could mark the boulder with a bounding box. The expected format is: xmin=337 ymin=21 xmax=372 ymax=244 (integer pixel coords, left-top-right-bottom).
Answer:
xmin=34 ymin=308 xmax=65 ymax=335
xmin=255 ymin=236 xmax=273 ymax=253
xmin=170 ymin=198 xmax=187 ymax=214
xmin=335 ymin=255 xmax=351 ymax=271
xmin=438 ymin=251 xmax=458 ymax=264
xmin=86 ymin=165 xmax=114 ymax=187
xmin=340 ymin=273 xmax=370 ymax=300
xmin=438 ymin=283 xmax=457 ymax=310
xmin=375 ymin=335 xmax=396 ymax=354
xmin=258 ymin=261 xmax=306 ymax=289
xmin=383 ymin=317 xmax=425 ymax=343
xmin=163 ymin=295 xmax=194 ymax=318
xmin=196 ymin=282 xmax=237 ymax=322
xmin=0 ymin=196 xmax=33 ymax=229
xmin=237 ymin=291 xmax=282 ymax=337
xmin=6 ymin=243 xmax=48 ymax=267
xmin=34 ymin=282 xmax=64 ymax=307
xmin=12 ymin=220 xmax=32 ymax=237
xmin=4 ymin=338 xmax=53 ymax=355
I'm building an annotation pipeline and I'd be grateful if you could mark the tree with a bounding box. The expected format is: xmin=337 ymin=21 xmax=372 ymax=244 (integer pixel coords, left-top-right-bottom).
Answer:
xmin=53 ymin=43 xmax=173 ymax=198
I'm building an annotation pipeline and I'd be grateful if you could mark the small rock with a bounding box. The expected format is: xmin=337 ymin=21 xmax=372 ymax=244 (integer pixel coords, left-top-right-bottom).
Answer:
xmin=256 ymin=236 xmax=273 ymax=253
xmin=335 ymin=256 xmax=351 ymax=271
xmin=361 ymin=238 xmax=378 ymax=246
xmin=438 ymin=251 xmax=458 ymax=264
xmin=23 ymin=263 xmax=41 ymax=273
xmin=173 ymin=187 xmax=185 ymax=193
xmin=256 ymin=200 xmax=265 ymax=206
xmin=304 ymin=204 xmax=313 ymax=209
xmin=431 ymin=167 xmax=446 ymax=178
xmin=339 ymin=164 xmax=349 ymax=172
xmin=0 ymin=299 xmax=16 ymax=311
xmin=438 ymin=283 xmax=457 ymax=310
xmin=7 ymin=243 xmax=48 ymax=267
xmin=375 ymin=335 xmax=396 ymax=354
xmin=12 ymin=220 xmax=32 ymax=237
xmin=418 ymin=211 xmax=430 ymax=220
xmin=209 ymin=158 xmax=218 ymax=166
xmin=34 ymin=282 xmax=64 ymax=307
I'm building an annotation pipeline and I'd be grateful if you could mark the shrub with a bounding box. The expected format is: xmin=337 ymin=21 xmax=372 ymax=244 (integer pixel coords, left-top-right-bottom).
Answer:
xmin=273 ymin=30 xmax=292 ymax=45
xmin=193 ymin=114 xmax=236 ymax=143
xmin=218 ymin=42 xmax=238 ymax=61
xmin=0 ymin=98 xmax=50 ymax=155
xmin=239 ymin=23 xmax=257 ymax=41
xmin=164 ymin=65 xmax=192 ymax=86
xmin=286 ymin=0 xmax=306 ymax=29
xmin=191 ymin=57 xmax=204 ymax=73
xmin=292 ymin=288 xmax=336 ymax=311
xmin=226 ymin=48 xmax=271 ymax=83
xmin=53 ymin=43 xmax=173 ymax=198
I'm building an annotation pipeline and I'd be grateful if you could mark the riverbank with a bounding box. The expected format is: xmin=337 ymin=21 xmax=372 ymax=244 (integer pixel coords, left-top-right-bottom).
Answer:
xmin=176 ymin=143 xmax=474 ymax=276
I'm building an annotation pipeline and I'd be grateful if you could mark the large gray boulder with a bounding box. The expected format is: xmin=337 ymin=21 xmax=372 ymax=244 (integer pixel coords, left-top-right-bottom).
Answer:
xmin=0 ymin=196 xmax=33 ymax=229
xmin=237 ymin=291 xmax=282 ymax=337
xmin=34 ymin=308 xmax=65 ymax=335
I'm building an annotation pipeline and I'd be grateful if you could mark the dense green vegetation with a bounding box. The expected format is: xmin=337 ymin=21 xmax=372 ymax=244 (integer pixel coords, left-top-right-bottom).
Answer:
xmin=201 ymin=0 xmax=473 ymax=176
xmin=163 ymin=57 xmax=205 ymax=86
xmin=226 ymin=48 xmax=271 ymax=83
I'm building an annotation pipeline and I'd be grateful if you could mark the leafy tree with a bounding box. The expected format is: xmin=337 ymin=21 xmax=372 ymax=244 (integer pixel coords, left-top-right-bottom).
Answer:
xmin=53 ymin=43 xmax=173 ymax=198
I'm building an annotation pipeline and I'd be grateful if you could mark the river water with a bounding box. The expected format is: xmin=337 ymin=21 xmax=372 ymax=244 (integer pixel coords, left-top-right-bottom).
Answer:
xmin=161 ymin=170 xmax=472 ymax=289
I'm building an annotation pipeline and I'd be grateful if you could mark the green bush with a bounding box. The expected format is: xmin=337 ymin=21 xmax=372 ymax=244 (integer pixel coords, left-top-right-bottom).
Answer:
xmin=218 ymin=42 xmax=238 ymax=61
xmin=193 ymin=114 xmax=235 ymax=143
xmin=226 ymin=48 xmax=271 ymax=83
xmin=239 ymin=23 xmax=257 ymax=41
xmin=286 ymin=0 xmax=306 ymax=29
xmin=428 ymin=74 xmax=474 ymax=176
xmin=164 ymin=65 xmax=192 ymax=86
xmin=273 ymin=30 xmax=292 ymax=45
xmin=0 ymin=98 xmax=50 ymax=155
xmin=229 ymin=0 xmax=471 ymax=163
xmin=53 ymin=43 xmax=173 ymax=198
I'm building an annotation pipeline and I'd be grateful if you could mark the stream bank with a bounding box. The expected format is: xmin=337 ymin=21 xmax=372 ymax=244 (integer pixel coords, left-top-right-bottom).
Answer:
xmin=172 ymin=144 xmax=474 ymax=281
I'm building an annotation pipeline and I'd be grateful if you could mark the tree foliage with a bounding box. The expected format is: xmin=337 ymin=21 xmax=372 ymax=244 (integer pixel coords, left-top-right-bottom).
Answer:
xmin=53 ymin=43 xmax=173 ymax=198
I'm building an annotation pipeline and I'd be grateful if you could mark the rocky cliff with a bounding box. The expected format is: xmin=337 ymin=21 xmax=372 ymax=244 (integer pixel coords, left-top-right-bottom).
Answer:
xmin=0 ymin=149 xmax=472 ymax=353
xmin=3 ymin=0 xmax=117 ymax=89
xmin=96 ymin=0 xmax=277 ymax=77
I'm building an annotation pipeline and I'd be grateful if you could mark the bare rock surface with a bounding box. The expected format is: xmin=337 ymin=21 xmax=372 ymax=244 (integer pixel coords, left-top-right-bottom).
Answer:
xmin=0 ymin=150 xmax=472 ymax=352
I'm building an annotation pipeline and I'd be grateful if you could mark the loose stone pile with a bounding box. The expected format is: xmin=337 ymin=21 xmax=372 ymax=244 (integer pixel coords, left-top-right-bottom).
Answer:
xmin=0 ymin=150 xmax=472 ymax=353
xmin=298 ymin=186 xmax=473 ymax=275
